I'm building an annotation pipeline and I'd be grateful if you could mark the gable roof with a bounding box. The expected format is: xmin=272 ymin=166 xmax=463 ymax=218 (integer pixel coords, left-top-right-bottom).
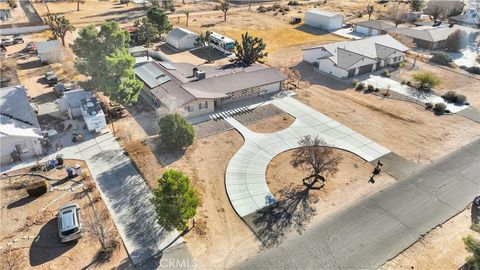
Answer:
xmin=356 ymin=20 xmax=396 ymax=31
xmin=167 ymin=28 xmax=198 ymax=40
xmin=388 ymin=25 xmax=480 ymax=42
xmin=304 ymin=35 xmax=409 ymax=69
xmin=36 ymin=40 xmax=61 ymax=55
xmin=306 ymin=9 xmax=342 ymax=18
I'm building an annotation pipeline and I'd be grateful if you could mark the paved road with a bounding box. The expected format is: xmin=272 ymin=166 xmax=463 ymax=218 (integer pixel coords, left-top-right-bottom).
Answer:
xmin=236 ymin=138 xmax=480 ymax=269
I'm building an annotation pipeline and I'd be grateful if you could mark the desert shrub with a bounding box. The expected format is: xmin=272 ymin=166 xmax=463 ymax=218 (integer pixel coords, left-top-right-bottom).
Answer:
xmin=433 ymin=103 xmax=447 ymax=114
xmin=257 ymin=5 xmax=267 ymax=12
xmin=466 ymin=66 xmax=480 ymax=75
xmin=406 ymin=81 xmax=412 ymax=86
xmin=381 ymin=70 xmax=390 ymax=78
xmin=280 ymin=6 xmax=290 ymax=12
xmin=352 ymin=79 xmax=359 ymax=86
xmin=425 ymin=102 xmax=433 ymax=109
xmin=213 ymin=5 xmax=220 ymax=10
xmin=465 ymin=102 xmax=471 ymax=106
xmin=445 ymin=109 xmax=451 ymax=113
xmin=460 ymin=65 xmax=467 ymax=70
xmin=401 ymin=80 xmax=406 ymax=85
xmin=288 ymin=0 xmax=300 ymax=5
xmin=356 ymin=82 xmax=365 ymax=90
xmin=412 ymin=71 xmax=440 ymax=92
xmin=266 ymin=6 xmax=274 ymax=11
xmin=374 ymin=88 xmax=380 ymax=92
xmin=429 ymin=52 xmax=453 ymax=67
xmin=273 ymin=12 xmax=278 ymax=15
xmin=366 ymin=84 xmax=375 ymax=92
xmin=443 ymin=90 xmax=458 ymax=102
xmin=272 ymin=3 xmax=281 ymax=9
xmin=26 ymin=181 xmax=48 ymax=197
xmin=456 ymin=94 xmax=467 ymax=104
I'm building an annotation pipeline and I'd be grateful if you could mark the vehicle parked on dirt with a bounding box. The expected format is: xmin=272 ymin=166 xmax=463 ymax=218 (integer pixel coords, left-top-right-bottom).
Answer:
xmin=53 ymin=82 xmax=73 ymax=97
xmin=1 ymin=37 xmax=13 ymax=46
xmin=57 ymin=203 xmax=83 ymax=243
xmin=45 ymin=71 xmax=58 ymax=86
xmin=26 ymin=41 xmax=36 ymax=52
xmin=13 ymin=35 xmax=24 ymax=44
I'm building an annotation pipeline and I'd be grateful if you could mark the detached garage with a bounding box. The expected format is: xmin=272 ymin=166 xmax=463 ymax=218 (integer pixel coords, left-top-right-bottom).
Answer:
xmin=166 ymin=28 xmax=198 ymax=51
xmin=304 ymin=9 xmax=343 ymax=31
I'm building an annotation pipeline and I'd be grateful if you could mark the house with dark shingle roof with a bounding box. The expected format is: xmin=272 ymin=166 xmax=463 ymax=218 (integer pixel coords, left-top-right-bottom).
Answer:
xmin=303 ymin=35 xmax=409 ymax=78
xmin=0 ymin=86 xmax=43 ymax=165
xmin=354 ymin=20 xmax=396 ymax=36
xmin=133 ymin=60 xmax=286 ymax=118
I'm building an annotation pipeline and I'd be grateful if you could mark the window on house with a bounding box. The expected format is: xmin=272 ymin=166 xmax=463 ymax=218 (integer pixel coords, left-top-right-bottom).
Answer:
xmin=204 ymin=101 xmax=208 ymax=109
xmin=185 ymin=105 xmax=193 ymax=112
xmin=15 ymin=143 xmax=29 ymax=154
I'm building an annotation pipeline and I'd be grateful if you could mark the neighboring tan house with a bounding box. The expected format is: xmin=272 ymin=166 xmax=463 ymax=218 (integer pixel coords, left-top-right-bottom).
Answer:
xmin=133 ymin=61 xmax=286 ymax=118
xmin=387 ymin=25 xmax=480 ymax=49
xmin=354 ymin=20 xmax=396 ymax=36
xmin=303 ymin=35 xmax=409 ymax=78
xmin=0 ymin=86 xmax=43 ymax=166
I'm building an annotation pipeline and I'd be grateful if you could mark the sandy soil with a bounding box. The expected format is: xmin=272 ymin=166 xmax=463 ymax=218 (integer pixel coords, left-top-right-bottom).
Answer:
xmin=0 ymin=160 xmax=130 ymax=269
xmin=296 ymin=84 xmax=480 ymax=165
xmin=266 ymin=149 xmax=397 ymax=232
xmin=246 ymin=113 xmax=295 ymax=133
xmin=381 ymin=207 xmax=478 ymax=270
xmin=0 ymin=3 xmax=30 ymax=24
xmin=398 ymin=60 xmax=480 ymax=109
xmin=160 ymin=130 xmax=262 ymax=269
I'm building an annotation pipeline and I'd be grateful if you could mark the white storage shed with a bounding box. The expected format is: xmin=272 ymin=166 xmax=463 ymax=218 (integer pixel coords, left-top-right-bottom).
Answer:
xmin=166 ymin=28 xmax=198 ymax=50
xmin=36 ymin=40 xmax=63 ymax=64
xmin=304 ymin=9 xmax=343 ymax=31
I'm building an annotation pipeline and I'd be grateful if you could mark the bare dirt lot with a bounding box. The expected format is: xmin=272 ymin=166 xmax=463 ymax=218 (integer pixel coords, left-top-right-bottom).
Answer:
xmin=246 ymin=113 xmax=295 ymax=133
xmin=296 ymin=82 xmax=480 ymax=165
xmin=381 ymin=207 xmax=478 ymax=270
xmin=0 ymin=160 xmax=129 ymax=270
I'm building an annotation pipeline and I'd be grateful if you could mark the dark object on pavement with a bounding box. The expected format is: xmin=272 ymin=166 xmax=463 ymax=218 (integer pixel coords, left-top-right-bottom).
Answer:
xmin=45 ymin=71 xmax=58 ymax=86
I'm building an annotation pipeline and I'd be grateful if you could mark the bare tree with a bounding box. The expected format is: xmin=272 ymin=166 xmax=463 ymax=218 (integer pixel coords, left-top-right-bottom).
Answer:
xmin=291 ymin=136 xmax=342 ymax=189
xmin=85 ymin=208 xmax=117 ymax=262
xmin=388 ymin=3 xmax=409 ymax=27
xmin=184 ymin=10 xmax=190 ymax=27
xmin=425 ymin=0 xmax=464 ymax=20
xmin=219 ymin=0 xmax=230 ymax=22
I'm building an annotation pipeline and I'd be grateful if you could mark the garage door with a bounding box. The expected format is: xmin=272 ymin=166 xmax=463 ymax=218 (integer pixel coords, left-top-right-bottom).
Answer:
xmin=347 ymin=69 xmax=356 ymax=78
xmin=358 ymin=64 xmax=373 ymax=75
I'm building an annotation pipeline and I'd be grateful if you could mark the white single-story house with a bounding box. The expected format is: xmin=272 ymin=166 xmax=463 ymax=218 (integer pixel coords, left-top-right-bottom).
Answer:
xmin=60 ymin=89 xmax=92 ymax=119
xmin=355 ymin=20 xmax=396 ymax=36
xmin=59 ymin=89 xmax=106 ymax=132
xmin=0 ymin=86 xmax=43 ymax=165
xmin=303 ymin=35 xmax=409 ymax=78
xmin=166 ymin=27 xmax=198 ymax=50
xmin=304 ymin=9 xmax=343 ymax=31
xmin=134 ymin=61 xmax=286 ymax=118
xmin=36 ymin=40 xmax=63 ymax=64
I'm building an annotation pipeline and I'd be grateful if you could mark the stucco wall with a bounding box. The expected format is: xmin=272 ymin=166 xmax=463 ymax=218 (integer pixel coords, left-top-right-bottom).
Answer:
xmin=183 ymin=98 xmax=215 ymax=118
xmin=0 ymin=136 xmax=42 ymax=166
xmin=303 ymin=48 xmax=331 ymax=63
xmin=305 ymin=13 xmax=343 ymax=31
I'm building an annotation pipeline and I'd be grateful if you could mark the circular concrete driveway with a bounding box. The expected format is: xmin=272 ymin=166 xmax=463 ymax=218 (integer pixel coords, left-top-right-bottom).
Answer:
xmin=224 ymin=97 xmax=390 ymax=217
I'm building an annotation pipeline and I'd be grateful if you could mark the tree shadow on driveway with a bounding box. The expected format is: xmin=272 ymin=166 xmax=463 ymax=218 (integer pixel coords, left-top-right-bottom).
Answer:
xmin=247 ymin=185 xmax=319 ymax=248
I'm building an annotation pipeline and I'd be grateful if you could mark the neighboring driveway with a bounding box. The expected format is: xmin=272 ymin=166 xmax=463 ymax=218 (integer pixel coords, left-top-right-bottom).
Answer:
xmin=225 ymin=97 xmax=390 ymax=217
xmin=236 ymin=138 xmax=480 ymax=269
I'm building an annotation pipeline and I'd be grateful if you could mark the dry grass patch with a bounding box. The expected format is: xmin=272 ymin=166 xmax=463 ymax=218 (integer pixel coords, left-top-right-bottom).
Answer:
xmin=246 ymin=113 xmax=295 ymax=133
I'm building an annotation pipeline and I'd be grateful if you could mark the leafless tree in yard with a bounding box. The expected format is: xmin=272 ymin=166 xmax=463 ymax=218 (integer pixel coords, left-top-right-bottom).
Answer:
xmin=291 ymin=136 xmax=342 ymax=189
xmin=85 ymin=207 xmax=118 ymax=262
xmin=219 ymin=0 xmax=230 ymax=22
xmin=424 ymin=0 xmax=465 ymax=20
xmin=388 ymin=3 xmax=409 ymax=27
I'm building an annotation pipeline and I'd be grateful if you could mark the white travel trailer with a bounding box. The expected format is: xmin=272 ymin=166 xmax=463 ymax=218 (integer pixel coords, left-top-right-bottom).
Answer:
xmin=209 ymin=32 xmax=235 ymax=55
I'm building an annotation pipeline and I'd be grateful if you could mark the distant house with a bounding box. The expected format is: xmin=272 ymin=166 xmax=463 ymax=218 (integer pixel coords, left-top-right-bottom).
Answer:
xmin=303 ymin=35 xmax=409 ymax=78
xmin=449 ymin=0 xmax=480 ymax=28
xmin=304 ymin=9 xmax=343 ymax=31
xmin=60 ymin=89 xmax=106 ymax=132
xmin=133 ymin=61 xmax=286 ymax=118
xmin=0 ymin=86 xmax=43 ymax=165
xmin=354 ymin=20 xmax=396 ymax=36
xmin=387 ymin=25 xmax=480 ymax=49
xmin=166 ymin=28 xmax=198 ymax=51
xmin=36 ymin=40 xmax=63 ymax=64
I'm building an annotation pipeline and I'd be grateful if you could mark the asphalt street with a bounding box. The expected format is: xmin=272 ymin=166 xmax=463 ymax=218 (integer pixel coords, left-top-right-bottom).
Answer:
xmin=236 ymin=138 xmax=480 ymax=270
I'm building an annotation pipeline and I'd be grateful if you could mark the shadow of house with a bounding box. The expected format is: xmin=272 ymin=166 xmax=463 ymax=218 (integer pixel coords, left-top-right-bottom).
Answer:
xmin=29 ymin=218 xmax=77 ymax=266
xmin=292 ymin=61 xmax=350 ymax=91
xmin=295 ymin=24 xmax=331 ymax=36
xmin=18 ymin=59 xmax=43 ymax=70
xmin=7 ymin=195 xmax=37 ymax=209
xmin=246 ymin=185 xmax=318 ymax=248
xmin=471 ymin=204 xmax=479 ymax=225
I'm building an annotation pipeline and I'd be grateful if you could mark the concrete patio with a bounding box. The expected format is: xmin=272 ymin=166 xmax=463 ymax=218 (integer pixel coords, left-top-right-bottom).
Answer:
xmin=225 ymin=97 xmax=390 ymax=218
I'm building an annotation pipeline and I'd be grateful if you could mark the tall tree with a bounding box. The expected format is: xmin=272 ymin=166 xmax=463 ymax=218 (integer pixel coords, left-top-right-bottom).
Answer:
xmin=231 ymin=32 xmax=268 ymax=66
xmin=184 ymin=10 xmax=190 ymax=27
xmin=219 ymin=0 xmax=230 ymax=22
xmin=196 ymin=31 xmax=213 ymax=63
xmin=290 ymin=135 xmax=342 ymax=189
xmin=366 ymin=5 xmax=375 ymax=20
xmin=134 ymin=17 xmax=159 ymax=46
xmin=71 ymin=21 xmax=143 ymax=104
xmin=158 ymin=113 xmax=194 ymax=150
xmin=72 ymin=0 xmax=85 ymax=11
xmin=412 ymin=71 xmax=440 ymax=92
xmin=464 ymin=235 xmax=480 ymax=270
xmin=147 ymin=7 xmax=172 ymax=37
xmin=44 ymin=14 xmax=76 ymax=46
xmin=388 ymin=3 xmax=409 ymax=27
xmin=446 ymin=29 xmax=468 ymax=52
xmin=409 ymin=0 xmax=424 ymax=12
xmin=151 ymin=169 xmax=199 ymax=231
xmin=424 ymin=0 xmax=463 ymax=20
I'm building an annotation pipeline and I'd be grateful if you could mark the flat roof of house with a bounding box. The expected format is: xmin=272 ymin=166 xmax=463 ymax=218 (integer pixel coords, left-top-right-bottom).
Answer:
xmin=356 ymin=20 xmax=396 ymax=31
xmin=0 ymin=85 xmax=41 ymax=138
xmin=36 ymin=40 xmax=61 ymax=54
xmin=306 ymin=9 xmax=342 ymax=18
xmin=304 ymin=34 xmax=409 ymax=70
xmin=63 ymin=89 xmax=93 ymax=108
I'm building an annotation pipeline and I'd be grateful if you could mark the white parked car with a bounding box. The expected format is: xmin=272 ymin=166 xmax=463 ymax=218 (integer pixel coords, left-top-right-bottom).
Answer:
xmin=57 ymin=203 xmax=83 ymax=243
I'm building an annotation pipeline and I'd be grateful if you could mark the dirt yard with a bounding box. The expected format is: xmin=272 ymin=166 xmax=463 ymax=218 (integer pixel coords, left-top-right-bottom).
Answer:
xmin=381 ymin=207 xmax=479 ymax=270
xmin=246 ymin=113 xmax=295 ymax=133
xmin=296 ymin=82 xmax=480 ymax=165
xmin=0 ymin=160 xmax=129 ymax=270
xmin=266 ymin=149 xmax=397 ymax=232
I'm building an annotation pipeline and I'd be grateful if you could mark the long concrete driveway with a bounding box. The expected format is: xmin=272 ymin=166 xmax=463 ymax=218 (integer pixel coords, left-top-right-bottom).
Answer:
xmin=236 ymin=138 xmax=480 ymax=269
xmin=225 ymin=97 xmax=390 ymax=217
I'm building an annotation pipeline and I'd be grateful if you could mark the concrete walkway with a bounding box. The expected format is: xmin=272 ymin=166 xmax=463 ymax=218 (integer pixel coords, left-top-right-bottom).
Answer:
xmin=225 ymin=97 xmax=390 ymax=217
xmin=2 ymin=130 xmax=191 ymax=267
xmin=236 ymin=138 xmax=480 ymax=269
